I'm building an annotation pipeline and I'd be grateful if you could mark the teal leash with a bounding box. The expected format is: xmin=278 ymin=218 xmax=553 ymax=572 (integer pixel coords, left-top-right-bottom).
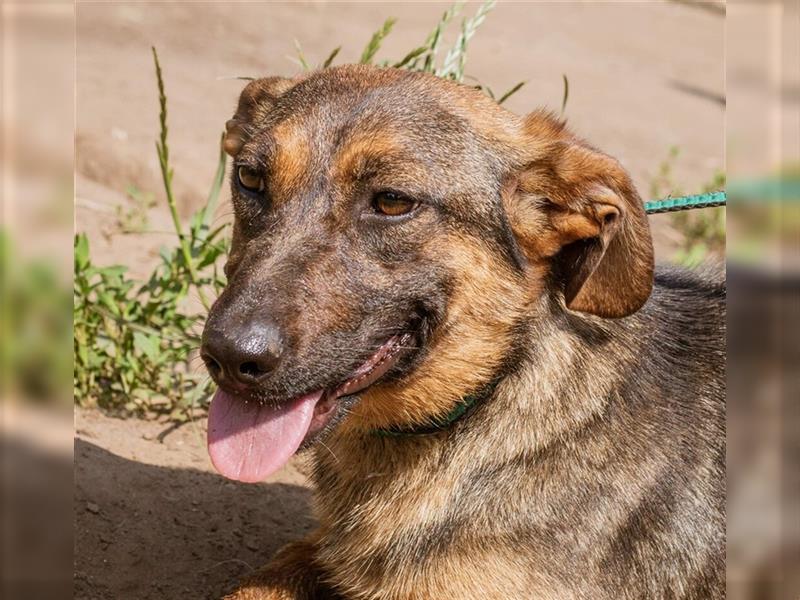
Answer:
xmin=373 ymin=189 xmax=727 ymax=437
xmin=644 ymin=190 xmax=726 ymax=215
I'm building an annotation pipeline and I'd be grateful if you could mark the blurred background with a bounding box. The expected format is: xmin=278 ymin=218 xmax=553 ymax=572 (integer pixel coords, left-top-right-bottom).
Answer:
xmin=2 ymin=2 xmax=74 ymax=599
xmin=0 ymin=1 xmax=795 ymax=598
xmin=727 ymin=1 xmax=800 ymax=598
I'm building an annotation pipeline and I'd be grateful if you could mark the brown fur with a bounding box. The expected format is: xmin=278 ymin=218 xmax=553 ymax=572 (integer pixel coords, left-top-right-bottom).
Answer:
xmin=348 ymin=234 xmax=533 ymax=432
xmin=271 ymin=119 xmax=312 ymax=198
xmin=204 ymin=65 xmax=724 ymax=599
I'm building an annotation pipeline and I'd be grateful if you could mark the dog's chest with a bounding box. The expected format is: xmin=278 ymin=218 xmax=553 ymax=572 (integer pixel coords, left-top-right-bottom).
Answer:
xmin=311 ymin=438 xmax=449 ymax=584
xmin=309 ymin=436 xmax=555 ymax=599
xmin=314 ymin=436 xmax=454 ymax=544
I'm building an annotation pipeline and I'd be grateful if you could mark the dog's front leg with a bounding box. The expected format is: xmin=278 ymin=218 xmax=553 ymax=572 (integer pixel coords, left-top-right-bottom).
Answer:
xmin=223 ymin=537 xmax=341 ymax=600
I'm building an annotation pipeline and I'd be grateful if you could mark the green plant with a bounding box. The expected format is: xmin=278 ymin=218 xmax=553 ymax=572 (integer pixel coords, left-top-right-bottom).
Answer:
xmin=1 ymin=230 xmax=72 ymax=405
xmin=73 ymin=49 xmax=228 ymax=420
xmin=294 ymin=1 xmax=527 ymax=105
xmin=115 ymin=184 xmax=156 ymax=233
xmin=671 ymin=170 xmax=726 ymax=267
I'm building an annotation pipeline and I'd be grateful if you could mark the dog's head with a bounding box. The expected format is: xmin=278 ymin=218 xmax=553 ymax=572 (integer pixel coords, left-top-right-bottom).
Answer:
xmin=201 ymin=65 xmax=653 ymax=481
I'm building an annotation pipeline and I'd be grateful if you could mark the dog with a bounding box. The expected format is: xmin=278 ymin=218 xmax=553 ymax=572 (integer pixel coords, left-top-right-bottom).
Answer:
xmin=200 ymin=65 xmax=725 ymax=599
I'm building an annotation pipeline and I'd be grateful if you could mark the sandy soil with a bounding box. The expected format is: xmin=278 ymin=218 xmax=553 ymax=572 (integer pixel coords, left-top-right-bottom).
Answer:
xmin=74 ymin=3 xmax=723 ymax=598
xmin=74 ymin=407 xmax=314 ymax=599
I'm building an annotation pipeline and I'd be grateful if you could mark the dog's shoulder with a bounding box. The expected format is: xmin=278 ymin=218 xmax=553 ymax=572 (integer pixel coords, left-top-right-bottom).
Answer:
xmin=626 ymin=264 xmax=726 ymax=427
xmin=652 ymin=263 xmax=726 ymax=304
xmin=644 ymin=264 xmax=726 ymax=344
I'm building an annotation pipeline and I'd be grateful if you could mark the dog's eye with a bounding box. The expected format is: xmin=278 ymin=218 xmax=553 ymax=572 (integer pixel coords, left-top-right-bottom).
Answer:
xmin=372 ymin=192 xmax=418 ymax=217
xmin=237 ymin=166 xmax=264 ymax=193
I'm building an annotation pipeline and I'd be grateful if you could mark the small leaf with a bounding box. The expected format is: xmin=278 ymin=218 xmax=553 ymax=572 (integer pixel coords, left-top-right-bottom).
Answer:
xmin=97 ymin=291 xmax=120 ymax=317
xmin=77 ymin=344 xmax=89 ymax=366
xmin=133 ymin=332 xmax=161 ymax=361
xmin=75 ymin=234 xmax=90 ymax=270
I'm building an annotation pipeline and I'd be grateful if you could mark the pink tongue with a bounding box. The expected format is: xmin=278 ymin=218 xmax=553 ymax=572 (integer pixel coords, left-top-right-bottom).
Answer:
xmin=207 ymin=388 xmax=322 ymax=483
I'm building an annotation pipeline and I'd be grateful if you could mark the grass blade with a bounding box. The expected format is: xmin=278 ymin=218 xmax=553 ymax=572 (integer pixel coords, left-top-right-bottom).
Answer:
xmin=360 ymin=17 xmax=396 ymax=64
xmin=440 ymin=0 xmax=496 ymax=81
xmin=498 ymin=80 xmax=525 ymax=105
xmin=294 ymin=39 xmax=310 ymax=71
xmin=418 ymin=3 xmax=463 ymax=72
xmin=322 ymin=46 xmax=341 ymax=69
xmin=560 ymin=74 xmax=569 ymax=116
xmin=151 ymin=47 xmax=209 ymax=309
xmin=393 ymin=46 xmax=428 ymax=69
xmin=193 ymin=132 xmax=227 ymax=240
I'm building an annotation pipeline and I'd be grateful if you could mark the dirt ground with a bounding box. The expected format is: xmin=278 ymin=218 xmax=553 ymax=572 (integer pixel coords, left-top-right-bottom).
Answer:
xmin=74 ymin=407 xmax=314 ymax=599
xmin=74 ymin=3 xmax=723 ymax=598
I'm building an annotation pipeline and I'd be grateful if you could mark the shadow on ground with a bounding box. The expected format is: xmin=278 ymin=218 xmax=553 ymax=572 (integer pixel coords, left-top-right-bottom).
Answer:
xmin=74 ymin=439 xmax=315 ymax=599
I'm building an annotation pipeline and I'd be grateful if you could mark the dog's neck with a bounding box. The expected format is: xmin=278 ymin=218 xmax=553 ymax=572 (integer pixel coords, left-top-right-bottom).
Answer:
xmin=475 ymin=301 xmax=640 ymax=459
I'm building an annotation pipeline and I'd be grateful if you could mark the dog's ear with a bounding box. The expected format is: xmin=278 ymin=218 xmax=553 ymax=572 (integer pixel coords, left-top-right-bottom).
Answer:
xmin=504 ymin=111 xmax=654 ymax=318
xmin=223 ymin=77 xmax=297 ymax=156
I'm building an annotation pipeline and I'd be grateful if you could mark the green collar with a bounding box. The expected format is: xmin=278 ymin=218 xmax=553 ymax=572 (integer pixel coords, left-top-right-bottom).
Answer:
xmin=372 ymin=379 xmax=499 ymax=437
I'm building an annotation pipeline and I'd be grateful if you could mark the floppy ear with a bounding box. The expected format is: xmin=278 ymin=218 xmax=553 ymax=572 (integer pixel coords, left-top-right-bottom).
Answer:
xmin=505 ymin=112 xmax=654 ymax=318
xmin=223 ymin=77 xmax=297 ymax=156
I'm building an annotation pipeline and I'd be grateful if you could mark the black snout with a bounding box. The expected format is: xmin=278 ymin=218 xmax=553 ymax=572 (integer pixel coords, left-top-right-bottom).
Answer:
xmin=201 ymin=318 xmax=284 ymax=389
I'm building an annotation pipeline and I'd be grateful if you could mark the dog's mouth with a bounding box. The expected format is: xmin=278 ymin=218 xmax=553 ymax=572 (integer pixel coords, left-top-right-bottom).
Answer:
xmin=207 ymin=324 xmax=421 ymax=483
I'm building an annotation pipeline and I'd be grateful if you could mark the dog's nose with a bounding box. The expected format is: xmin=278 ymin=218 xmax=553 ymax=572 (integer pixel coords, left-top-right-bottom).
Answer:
xmin=201 ymin=319 xmax=283 ymax=388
